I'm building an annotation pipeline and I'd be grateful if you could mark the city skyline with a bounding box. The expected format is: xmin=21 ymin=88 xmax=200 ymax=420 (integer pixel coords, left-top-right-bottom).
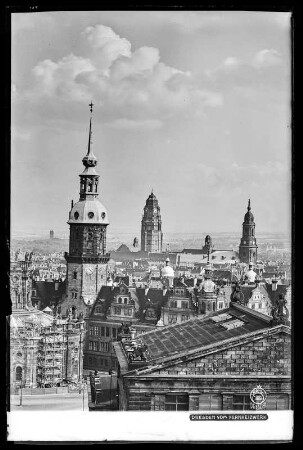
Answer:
xmin=11 ymin=11 xmax=291 ymax=236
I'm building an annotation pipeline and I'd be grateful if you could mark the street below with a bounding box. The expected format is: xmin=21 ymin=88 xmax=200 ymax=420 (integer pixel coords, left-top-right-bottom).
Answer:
xmin=10 ymin=391 xmax=88 ymax=411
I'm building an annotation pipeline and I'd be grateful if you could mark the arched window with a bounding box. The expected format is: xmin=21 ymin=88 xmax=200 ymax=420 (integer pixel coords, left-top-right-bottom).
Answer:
xmin=16 ymin=366 xmax=22 ymax=382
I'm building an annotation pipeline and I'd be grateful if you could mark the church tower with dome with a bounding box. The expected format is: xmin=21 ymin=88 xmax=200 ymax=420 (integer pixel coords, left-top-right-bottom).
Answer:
xmin=61 ymin=103 xmax=110 ymax=319
xmin=141 ymin=191 xmax=163 ymax=253
xmin=239 ymin=199 xmax=258 ymax=265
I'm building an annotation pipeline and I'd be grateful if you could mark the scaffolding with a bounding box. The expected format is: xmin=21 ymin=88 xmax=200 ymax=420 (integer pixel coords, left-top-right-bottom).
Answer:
xmin=37 ymin=325 xmax=65 ymax=387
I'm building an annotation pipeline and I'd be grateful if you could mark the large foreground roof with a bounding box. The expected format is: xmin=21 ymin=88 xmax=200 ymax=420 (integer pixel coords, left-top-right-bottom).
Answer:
xmin=136 ymin=304 xmax=272 ymax=362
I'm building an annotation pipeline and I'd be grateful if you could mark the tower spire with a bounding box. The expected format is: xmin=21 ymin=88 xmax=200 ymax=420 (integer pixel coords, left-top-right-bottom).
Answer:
xmin=79 ymin=102 xmax=99 ymax=200
xmin=247 ymin=198 xmax=251 ymax=211
xmin=82 ymin=101 xmax=97 ymax=168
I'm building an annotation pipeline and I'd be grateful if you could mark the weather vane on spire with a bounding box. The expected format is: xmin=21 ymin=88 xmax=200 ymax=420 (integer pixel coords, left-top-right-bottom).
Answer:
xmin=89 ymin=101 xmax=94 ymax=114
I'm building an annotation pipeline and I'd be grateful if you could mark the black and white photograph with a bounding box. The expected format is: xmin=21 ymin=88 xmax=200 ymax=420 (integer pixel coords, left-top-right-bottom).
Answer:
xmin=7 ymin=8 xmax=293 ymax=442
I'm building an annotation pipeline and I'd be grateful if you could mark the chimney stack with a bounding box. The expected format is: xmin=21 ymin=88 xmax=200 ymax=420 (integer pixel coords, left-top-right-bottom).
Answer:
xmin=272 ymin=278 xmax=278 ymax=291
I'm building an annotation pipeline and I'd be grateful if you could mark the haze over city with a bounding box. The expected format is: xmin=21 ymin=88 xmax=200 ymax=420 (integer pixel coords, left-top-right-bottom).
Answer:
xmin=11 ymin=11 xmax=291 ymax=237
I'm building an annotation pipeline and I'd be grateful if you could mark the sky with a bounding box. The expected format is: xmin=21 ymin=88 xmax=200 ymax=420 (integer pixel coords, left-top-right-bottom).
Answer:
xmin=11 ymin=10 xmax=291 ymax=238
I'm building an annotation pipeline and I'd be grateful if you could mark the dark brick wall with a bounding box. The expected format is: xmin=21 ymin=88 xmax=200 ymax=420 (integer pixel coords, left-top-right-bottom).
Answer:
xmin=118 ymin=332 xmax=291 ymax=410
xmin=156 ymin=332 xmax=291 ymax=377
xmin=121 ymin=377 xmax=291 ymax=411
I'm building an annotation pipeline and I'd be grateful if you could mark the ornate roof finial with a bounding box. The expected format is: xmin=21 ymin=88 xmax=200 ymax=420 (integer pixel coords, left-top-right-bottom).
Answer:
xmin=248 ymin=198 xmax=251 ymax=211
xmin=89 ymin=100 xmax=94 ymax=114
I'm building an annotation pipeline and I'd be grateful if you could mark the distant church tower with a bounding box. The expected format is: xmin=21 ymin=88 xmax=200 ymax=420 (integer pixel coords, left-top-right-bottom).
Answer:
xmin=62 ymin=103 xmax=110 ymax=318
xmin=141 ymin=191 xmax=163 ymax=253
xmin=239 ymin=199 xmax=258 ymax=265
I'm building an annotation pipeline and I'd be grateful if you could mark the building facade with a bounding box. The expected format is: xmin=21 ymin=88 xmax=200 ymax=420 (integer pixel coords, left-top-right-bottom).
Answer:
xmin=141 ymin=191 xmax=163 ymax=253
xmin=239 ymin=199 xmax=258 ymax=264
xmin=114 ymin=303 xmax=291 ymax=411
xmin=10 ymin=309 xmax=85 ymax=389
xmin=60 ymin=109 xmax=110 ymax=319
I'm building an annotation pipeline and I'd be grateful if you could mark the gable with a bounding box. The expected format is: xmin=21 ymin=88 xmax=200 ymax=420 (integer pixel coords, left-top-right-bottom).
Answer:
xmin=154 ymin=332 xmax=291 ymax=377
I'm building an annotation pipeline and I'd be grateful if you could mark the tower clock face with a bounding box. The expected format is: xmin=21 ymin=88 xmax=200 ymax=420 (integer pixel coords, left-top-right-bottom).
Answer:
xmin=203 ymin=280 xmax=215 ymax=292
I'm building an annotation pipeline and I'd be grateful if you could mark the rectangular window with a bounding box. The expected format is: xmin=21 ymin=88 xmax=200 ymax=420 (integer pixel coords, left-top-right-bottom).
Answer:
xmin=181 ymin=315 xmax=189 ymax=322
xmin=89 ymin=327 xmax=93 ymax=336
xmin=181 ymin=301 xmax=188 ymax=309
xmin=100 ymin=342 xmax=109 ymax=352
xmin=114 ymin=306 xmax=122 ymax=315
xmin=106 ymin=327 xmax=110 ymax=337
xmin=168 ymin=314 xmax=177 ymax=324
xmin=170 ymin=301 xmax=177 ymax=308
xmin=232 ymin=395 xmax=251 ymax=410
xmin=88 ymin=341 xmax=93 ymax=351
xmin=266 ymin=394 xmax=289 ymax=410
xmin=124 ymin=308 xmax=132 ymax=316
xmin=93 ymin=341 xmax=98 ymax=351
xmin=112 ymin=328 xmax=116 ymax=339
xmin=101 ymin=327 xmax=105 ymax=337
xmin=94 ymin=326 xmax=98 ymax=336
xmin=165 ymin=394 xmax=189 ymax=411
xmin=199 ymin=394 xmax=222 ymax=411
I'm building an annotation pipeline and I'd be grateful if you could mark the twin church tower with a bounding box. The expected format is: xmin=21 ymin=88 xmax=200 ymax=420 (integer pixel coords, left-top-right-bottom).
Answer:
xmin=61 ymin=104 xmax=256 ymax=318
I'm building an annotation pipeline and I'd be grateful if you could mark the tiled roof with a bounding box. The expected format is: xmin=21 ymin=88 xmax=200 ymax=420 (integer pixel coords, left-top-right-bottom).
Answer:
xmin=265 ymin=283 xmax=290 ymax=307
xmin=148 ymin=253 xmax=178 ymax=263
xmin=212 ymin=270 xmax=232 ymax=281
xmin=89 ymin=286 xmax=168 ymax=324
xmin=181 ymin=248 xmax=206 ymax=255
xmin=239 ymin=285 xmax=255 ymax=304
xmin=116 ymin=244 xmax=131 ymax=253
xmin=132 ymin=304 xmax=272 ymax=363
xmin=33 ymin=280 xmax=66 ymax=307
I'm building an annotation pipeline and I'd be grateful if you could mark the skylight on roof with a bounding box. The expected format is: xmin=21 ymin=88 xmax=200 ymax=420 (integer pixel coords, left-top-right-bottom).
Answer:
xmin=210 ymin=313 xmax=233 ymax=322
xmin=220 ymin=319 xmax=244 ymax=330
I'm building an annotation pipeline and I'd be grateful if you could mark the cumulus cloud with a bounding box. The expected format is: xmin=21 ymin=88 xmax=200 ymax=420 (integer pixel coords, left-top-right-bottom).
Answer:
xmin=204 ymin=48 xmax=287 ymax=95
xmin=15 ymin=24 xmax=222 ymax=126
xmin=251 ymin=49 xmax=282 ymax=69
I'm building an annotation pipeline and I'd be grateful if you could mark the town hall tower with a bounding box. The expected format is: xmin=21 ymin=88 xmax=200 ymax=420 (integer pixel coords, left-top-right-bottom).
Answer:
xmin=141 ymin=191 xmax=163 ymax=253
xmin=239 ymin=199 xmax=258 ymax=265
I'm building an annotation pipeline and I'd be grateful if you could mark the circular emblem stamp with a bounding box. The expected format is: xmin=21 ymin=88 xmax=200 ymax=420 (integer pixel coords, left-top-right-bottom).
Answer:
xmin=250 ymin=385 xmax=267 ymax=409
